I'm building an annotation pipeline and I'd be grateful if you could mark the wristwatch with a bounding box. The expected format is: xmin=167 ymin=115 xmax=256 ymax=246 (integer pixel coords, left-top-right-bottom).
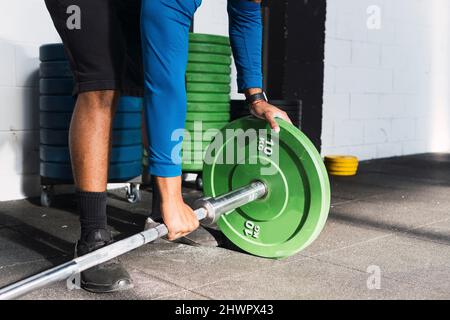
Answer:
xmin=246 ymin=91 xmax=268 ymax=106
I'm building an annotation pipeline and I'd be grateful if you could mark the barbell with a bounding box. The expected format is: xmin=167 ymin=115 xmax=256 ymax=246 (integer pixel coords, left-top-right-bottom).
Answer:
xmin=0 ymin=116 xmax=330 ymax=300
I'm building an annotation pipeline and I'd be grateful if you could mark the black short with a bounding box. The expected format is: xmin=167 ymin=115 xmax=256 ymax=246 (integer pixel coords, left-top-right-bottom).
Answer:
xmin=44 ymin=0 xmax=143 ymax=96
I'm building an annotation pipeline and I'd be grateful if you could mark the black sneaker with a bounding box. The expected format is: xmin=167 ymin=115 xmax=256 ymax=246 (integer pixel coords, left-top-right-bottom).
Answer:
xmin=75 ymin=229 xmax=133 ymax=293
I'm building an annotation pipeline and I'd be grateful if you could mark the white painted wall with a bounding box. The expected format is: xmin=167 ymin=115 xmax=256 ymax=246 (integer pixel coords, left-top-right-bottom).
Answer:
xmin=0 ymin=0 xmax=60 ymax=201
xmin=322 ymin=0 xmax=450 ymax=159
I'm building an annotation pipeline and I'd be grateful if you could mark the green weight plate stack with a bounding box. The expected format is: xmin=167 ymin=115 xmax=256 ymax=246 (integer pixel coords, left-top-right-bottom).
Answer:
xmin=183 ymin=33 xmax=232 ymax=172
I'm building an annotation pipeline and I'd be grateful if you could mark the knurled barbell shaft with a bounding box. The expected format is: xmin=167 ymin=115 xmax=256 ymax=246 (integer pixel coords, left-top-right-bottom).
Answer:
xmin=0 ymin=181 xmax=267 ymax=300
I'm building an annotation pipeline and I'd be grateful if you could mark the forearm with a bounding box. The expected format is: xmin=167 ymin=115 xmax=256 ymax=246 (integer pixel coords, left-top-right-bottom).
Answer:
xmin=228 ymin=0 xmax=263 ymax=93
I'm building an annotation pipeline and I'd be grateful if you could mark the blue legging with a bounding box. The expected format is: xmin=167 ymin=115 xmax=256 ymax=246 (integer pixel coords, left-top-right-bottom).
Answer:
xmin=141 ymin=0 xmax=202 ymax=177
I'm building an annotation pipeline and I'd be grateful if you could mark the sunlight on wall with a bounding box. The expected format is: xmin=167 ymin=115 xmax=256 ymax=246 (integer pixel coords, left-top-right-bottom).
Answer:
xmin=429 ymin=0 xmax=450 ymax=152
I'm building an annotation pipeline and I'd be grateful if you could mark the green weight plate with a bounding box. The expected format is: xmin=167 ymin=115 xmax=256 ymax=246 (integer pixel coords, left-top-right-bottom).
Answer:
xmin=40 ymin=78 xmax=74 ymax=95
xmin=182 ymin=162 xmax=204 ymax=172
xmin=184 ymin=129 xmax=221 ymax=142
xmin=186 ymin=73 xmax=231 ymax=84
xmin=187 ymin=83 xmax=230 ymax=94
xmin=187 ymin=93 xmax=230 ymax=103
xmin=186 ymin=112 xmax=230 ymax=122
xmin=182 ymin=150 xmax=206 ymax=163
xmin=188 ymin=53 xmax=232 ymax=66
xmin=188 ymin=103 xmax=230 ymax=113
xmin=187 ymin=63 xmax=231 ymax=75
xmin=40 ymin=161 xmax=142 ymax=182
xmin=40 ymin=61 xmax=72 ymax=78
xmin=40 ymin=44 xmax=66 ymax=62
xmin=189 ymin=33 xmax=230 ymax=46
xmin=182 ymin=140 xmax=211 ymax=151
xmin=202 ymin=116 xmax=331 ymax=259
xmin=185 ymin=121 xmax=229 ymax=131
xmin=189 ymin=43 xmax=231 ymax=56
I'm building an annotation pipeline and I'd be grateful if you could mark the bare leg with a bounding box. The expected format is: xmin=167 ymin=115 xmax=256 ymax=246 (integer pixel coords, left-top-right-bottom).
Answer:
xmin=69 ymin=90 xmax=119 ymax=192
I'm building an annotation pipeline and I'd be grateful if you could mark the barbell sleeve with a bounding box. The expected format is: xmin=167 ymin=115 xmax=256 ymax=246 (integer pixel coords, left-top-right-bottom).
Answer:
xmin=0 ymin=181 xmax=267 ymax=300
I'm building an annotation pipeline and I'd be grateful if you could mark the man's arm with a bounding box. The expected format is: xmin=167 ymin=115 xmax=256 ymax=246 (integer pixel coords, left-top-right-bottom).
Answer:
xmin=228 ymin=0 xmax=292 ymax=132
xmin=227 ymin=0 xmax=263 ymax=93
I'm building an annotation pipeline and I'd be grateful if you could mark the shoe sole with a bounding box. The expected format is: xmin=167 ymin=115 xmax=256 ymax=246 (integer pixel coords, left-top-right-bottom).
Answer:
xmin=81 ymin=280 xmax=134 ymax=294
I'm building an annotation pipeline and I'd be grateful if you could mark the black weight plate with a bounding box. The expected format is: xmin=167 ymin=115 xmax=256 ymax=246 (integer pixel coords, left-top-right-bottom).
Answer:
xmin=40 ymin=145 xmax=142 ymax=163
xmin=40 ymin=79 xmax=73 ymax=95
xmin=40 ymin=129 xmax=142 ymax=146
xmin=40 ymin=161 xmax=142 ymax=181
xmin=40 ymin=112 xmax=141 ymax=130
xmin=117 ymin=96 xmax=143 ymax=113
xmin=40 ymin=61 xmax=72 ymax=78
xmin=40 ymin=44 xmax=66 ymax=62
xmin=231 ymin=100 xmax=301 ymax=112
xmin=40 ymin=96 xmax=75 ymax=112
xmin=40 ymin=95 xmax=143 ymax=113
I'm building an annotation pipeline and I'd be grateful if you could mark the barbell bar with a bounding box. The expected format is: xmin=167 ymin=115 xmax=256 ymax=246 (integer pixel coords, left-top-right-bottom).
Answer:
xmin=0 ymin=182 xmax=267 ymax=300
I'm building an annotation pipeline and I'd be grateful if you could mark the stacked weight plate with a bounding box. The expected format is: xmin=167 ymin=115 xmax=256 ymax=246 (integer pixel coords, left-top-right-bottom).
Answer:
xmin=182 ymin=33 xmax=232 ymax=172
xmin=324 ymin=155 xmax=359 ymax=176
xmin=230 ymin=100 xmax=302 ymax=129
xmin=39 ymin=44 xmax=143 ymax=182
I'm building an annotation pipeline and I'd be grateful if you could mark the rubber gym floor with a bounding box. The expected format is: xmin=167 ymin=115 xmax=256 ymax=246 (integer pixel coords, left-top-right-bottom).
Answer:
xmin=0 ymin=153 xmax=449 ymax=300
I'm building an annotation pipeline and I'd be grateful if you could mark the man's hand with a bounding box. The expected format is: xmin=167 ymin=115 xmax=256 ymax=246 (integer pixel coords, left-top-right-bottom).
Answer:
xmin=155 ymin=176 xmax=199 ymax=240
xmin=245 ymin=88 xmax=293 ymax=133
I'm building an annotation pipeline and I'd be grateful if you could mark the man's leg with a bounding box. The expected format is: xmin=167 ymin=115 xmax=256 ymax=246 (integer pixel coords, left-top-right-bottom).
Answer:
xmin=44 ymin=0 xmax=134 ymax=293
xmin=70 ymin=91 xmax=119 ymax=236
xmin=141 ymin=0 xmax=202 ymax=240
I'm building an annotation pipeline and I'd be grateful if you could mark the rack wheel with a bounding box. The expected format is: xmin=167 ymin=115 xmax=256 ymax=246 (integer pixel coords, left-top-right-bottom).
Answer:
xmin=40 ymin=185 xmax=54 ymax=207
xmin=126 ymin=184 xmax=141 ymax=204
xmin=195 ymin=174 xmax=203 ymax=191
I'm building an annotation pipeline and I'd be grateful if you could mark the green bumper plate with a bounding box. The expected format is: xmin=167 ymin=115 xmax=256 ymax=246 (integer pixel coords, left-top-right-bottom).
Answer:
xmin=189 ymin=43 xmax=231 ymax=56
xmin=186 ymin=73 xmax=231 ymax=84
xmin=185 ymin=121 xmax=229 ymax=131
xmin=187 ymin=83 xmax=230 ymax=94
xmin=202 ymin=116 xmax=331 ymax=259
xmin=187 ymin=63 xmax=231 ymax=75
xmin=187 ymin=103 xmax=230 ymax=113
xmin=187 ymin=93 xmax=230 ymax=103
xmin=186 ymin=112 xmax=230 ymax=122
xmin=182 ymin=140 xmax=211 ymax=151
xmin=189 ymin=33 xmax=230 ymax=46
xmin=188 ymin=53 xmax=231 ymax=66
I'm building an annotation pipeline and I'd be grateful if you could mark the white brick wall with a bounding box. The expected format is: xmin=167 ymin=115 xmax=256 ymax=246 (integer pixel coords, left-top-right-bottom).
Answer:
xmin=0 ymin=0 xmax=60 ymax=201
xmin=322 ymin=0 xmax=450 ymax=160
